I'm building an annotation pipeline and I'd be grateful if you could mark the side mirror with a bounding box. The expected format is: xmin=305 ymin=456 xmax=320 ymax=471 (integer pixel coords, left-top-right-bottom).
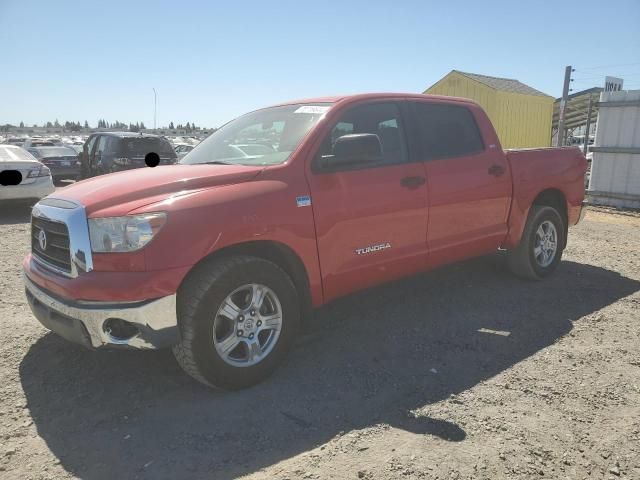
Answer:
xmin=315 ymin=133 xmax=382 ymax=171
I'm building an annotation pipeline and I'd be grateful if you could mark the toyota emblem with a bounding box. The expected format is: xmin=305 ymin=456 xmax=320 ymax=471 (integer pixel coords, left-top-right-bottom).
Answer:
xmin=38 ymin=229 xmax=47 ymax=250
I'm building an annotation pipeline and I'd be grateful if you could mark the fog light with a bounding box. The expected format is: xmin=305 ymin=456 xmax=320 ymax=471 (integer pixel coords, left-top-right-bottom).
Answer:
xmin=103 ymin=318 xmax=139 ymax=342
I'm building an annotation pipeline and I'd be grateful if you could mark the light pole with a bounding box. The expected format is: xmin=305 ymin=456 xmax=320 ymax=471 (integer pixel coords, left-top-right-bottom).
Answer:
xmin=152 ymin=88 xmax=157 ymax=131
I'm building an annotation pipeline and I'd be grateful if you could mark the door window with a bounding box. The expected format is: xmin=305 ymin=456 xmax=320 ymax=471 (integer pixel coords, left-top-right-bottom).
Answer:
xmin=411 ymin=102 xmax=484 ymax=160
xmin=85 ymin=135 xmax=97 ymax=156
xmin=96 ymin=135 xmax=108 ymax=155
xmin=321 ymin=102 xmax=408 ymax=166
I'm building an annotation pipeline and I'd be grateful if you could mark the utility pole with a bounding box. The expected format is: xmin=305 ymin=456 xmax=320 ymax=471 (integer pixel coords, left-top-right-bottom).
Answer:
xmin=153 ymin=88 xmax=157 ymax=131
xmin=583 ymin=94 xmax=594 ymax=155
xmin=556 ymin=65 xmax=573 ymax=147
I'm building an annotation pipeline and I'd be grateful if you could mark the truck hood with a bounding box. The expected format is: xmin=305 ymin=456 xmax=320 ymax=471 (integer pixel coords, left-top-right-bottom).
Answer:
xmin=51 ymin=164 xmax=264 ymax=216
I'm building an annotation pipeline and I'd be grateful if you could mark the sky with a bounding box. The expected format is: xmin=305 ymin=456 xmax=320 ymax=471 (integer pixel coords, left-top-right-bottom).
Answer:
xmin=1 ymin=0 xmax=639 ymax=129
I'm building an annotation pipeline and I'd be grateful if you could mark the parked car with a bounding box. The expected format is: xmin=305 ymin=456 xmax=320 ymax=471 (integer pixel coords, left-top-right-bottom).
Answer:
xmin=23 ymin=138 xmax=58 ymax=148
xmin=0 ymin=145 xmax=54 ymax=202
xmin=27 ymin=146 xmax=80 ymax=182
xmin=65 ymin=144 xmax=83 ymax=155
xmin=79 ymin=132 xmax=177 ymax=178
xmin=23 ymin=93 xmax=587 ymax=390
xmin=4 ymin=137 xmax=29 ymax=146
xmin=173 ymin=143 xmax=194 ymax=160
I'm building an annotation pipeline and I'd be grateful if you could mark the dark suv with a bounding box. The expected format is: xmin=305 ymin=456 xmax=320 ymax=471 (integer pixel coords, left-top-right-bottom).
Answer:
xmin=79 ymin=132 xmax=177 ymax=178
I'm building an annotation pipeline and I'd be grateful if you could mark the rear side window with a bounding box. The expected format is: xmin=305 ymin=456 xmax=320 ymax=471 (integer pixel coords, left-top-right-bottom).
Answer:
xmin=411 ymin=102 xmax=484 ymax=160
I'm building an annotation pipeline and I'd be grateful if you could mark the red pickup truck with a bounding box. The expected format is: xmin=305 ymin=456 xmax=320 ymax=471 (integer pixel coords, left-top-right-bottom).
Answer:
xmin=23 ymin=93 xmax=587 ymax=389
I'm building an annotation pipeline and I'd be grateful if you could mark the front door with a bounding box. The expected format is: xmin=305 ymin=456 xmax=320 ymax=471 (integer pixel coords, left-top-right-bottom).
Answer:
xmin=307 ymin=101 xmax=428 ymax=302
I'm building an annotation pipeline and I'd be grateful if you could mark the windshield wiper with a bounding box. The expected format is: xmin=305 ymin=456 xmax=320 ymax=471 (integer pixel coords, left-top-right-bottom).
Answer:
xmin=202 ymin=160 xmax=234 ymax=165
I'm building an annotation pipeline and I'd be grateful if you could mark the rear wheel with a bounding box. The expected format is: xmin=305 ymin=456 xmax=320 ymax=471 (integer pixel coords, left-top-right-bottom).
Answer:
xmin=507 ymin=205 xmax=565 ymax=280
xmin=173 ymin=255 xmax=300 ymax=389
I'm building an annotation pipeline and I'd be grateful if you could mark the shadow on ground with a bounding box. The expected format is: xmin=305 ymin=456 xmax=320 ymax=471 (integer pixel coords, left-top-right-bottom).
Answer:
xmin=20 ymin=257 xmax=640 ymax=479
xmin=0 ymin=202 xmax=32 ymax=225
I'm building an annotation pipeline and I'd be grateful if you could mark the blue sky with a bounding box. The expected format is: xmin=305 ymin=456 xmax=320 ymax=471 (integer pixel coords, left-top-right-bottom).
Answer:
xmin=1 ymin=0 xmax=639 ymax=128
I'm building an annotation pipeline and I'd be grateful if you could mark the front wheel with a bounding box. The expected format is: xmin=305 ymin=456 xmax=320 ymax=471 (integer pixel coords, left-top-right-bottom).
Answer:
xmin=173 ymin=256 xmax=300 ymax=389
xmin=507 ymin=205 xmax=565 ymax=280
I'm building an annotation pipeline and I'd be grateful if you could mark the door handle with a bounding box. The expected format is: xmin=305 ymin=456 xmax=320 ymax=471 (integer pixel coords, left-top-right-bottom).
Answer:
xmin=400 ymin=176 xmax=426 ymax=188
xmin=488 ymin=164 xmax=505 ymax=176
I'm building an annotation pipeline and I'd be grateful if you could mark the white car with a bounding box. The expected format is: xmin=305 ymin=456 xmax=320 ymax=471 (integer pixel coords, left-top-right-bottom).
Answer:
xmin=173 ymin=143 xmax=195 ymax=159
xmin=0 ymin=145 xmax=55 ymax=202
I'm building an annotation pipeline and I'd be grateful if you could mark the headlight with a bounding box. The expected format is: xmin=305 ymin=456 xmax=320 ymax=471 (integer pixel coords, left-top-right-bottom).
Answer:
xmin=88 ymin=213 xmax=167 ymax=252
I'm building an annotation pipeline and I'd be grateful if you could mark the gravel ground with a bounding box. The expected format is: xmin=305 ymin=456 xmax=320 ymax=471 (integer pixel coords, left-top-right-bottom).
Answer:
xmin=0 ymin=203 xmax=638 ymax=480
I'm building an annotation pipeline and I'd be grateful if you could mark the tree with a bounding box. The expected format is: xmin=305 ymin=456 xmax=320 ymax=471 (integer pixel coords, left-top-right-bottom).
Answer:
xmin=84 ymin=120 xmax=89 ymax=129
xmin=19 ymin=121 xmax=24 ymax=128
xmin=169 ymin=121 xmax=174 ymax=129
xmin=54 ymin=119 xmax=60 ymax=128
xmin=46 ymin=121 xmax=53 ymax=128
xmin=139 ymin=121 xmax=146 ymax=129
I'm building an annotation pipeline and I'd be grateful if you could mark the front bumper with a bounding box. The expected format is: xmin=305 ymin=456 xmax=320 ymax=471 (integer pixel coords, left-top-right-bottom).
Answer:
xmin=24 ymin=273 xmax=178 ymax=349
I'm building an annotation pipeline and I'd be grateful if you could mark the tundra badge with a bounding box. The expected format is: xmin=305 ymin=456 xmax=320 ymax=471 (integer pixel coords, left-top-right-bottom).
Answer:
xmin=355 ymin=242 xmax=391 ymax=255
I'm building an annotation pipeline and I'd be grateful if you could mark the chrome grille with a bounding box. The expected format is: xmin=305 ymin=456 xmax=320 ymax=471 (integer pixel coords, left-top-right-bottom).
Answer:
xmin=31 ymin=216 xmax=72 ymax=273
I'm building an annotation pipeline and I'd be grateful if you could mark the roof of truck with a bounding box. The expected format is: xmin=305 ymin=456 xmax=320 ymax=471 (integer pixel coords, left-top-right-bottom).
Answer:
xmin=270 ymin=92 xmax=478 ymax=107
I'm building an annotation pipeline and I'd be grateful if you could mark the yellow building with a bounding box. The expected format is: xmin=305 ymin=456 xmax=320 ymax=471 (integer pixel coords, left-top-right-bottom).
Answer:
xmin=424 ymin=70 xmax=554 ymax=149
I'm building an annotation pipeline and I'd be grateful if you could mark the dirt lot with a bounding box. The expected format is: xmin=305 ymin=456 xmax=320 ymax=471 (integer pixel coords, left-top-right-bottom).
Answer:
xmin=0 ymin=204 xmax=638 ymax=480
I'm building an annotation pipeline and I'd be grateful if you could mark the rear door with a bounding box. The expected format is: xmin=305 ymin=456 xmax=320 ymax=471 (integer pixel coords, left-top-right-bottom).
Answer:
xmin=407 ymin=100 xmax=512 ymax=267
xmin=307 ymin=101 xmax=429 ymax=301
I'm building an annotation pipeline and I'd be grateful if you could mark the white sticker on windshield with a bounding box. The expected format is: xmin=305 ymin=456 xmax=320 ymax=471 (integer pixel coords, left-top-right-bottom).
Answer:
xmin=294 ymin=105 xmax=331 ymax=115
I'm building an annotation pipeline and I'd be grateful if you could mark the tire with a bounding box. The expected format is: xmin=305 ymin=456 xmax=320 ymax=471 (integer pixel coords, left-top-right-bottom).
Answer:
xmin=507 ymin=205 xmax=565 ymax=280
xmin=172 ymin=255 xmax=300 ymax=390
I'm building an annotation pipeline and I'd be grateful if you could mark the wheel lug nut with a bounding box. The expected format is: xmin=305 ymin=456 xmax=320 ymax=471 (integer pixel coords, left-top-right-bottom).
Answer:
xmin=238 ymin=315 xmax=244 ymax=322
xmin=250 ymin=309 xmax=256 ymax=316
xmin=237 ymin=330 xmax=243 ymax=337
xmin=249 ymin=333 xmax=254 ymax=339
xmin=257 ymin=320 xmax=262 ymax=327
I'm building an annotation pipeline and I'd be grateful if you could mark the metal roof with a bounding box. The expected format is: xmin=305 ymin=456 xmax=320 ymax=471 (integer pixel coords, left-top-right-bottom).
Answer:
xmin=552 ymin=87 xmax=603 ymax=131
xmin=454 ymin=70 xmax=552 ymax=97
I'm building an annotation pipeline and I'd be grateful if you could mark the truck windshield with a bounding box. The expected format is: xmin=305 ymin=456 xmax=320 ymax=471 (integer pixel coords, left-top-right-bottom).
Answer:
xmin=180 ymin=103 xmax=332 ymax=166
